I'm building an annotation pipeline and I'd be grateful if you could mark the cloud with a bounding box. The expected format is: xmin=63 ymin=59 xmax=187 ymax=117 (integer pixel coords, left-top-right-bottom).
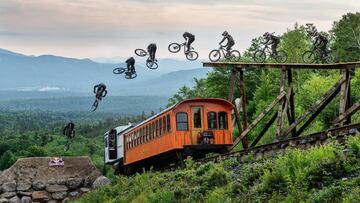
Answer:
xmin=0 ymin=0 xmax=358 ymax=58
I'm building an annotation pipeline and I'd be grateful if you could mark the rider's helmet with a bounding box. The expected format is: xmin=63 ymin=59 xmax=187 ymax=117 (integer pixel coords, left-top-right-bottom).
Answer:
xmin=222 ymin=31 xmax=228 ymax=36
xmin=263 ymin=32 xmax=270 ymax=38
xmin=305 ymin=23 xmax=317 ymax=36
xmin=99 ymin=83 xmax=106 ymax=89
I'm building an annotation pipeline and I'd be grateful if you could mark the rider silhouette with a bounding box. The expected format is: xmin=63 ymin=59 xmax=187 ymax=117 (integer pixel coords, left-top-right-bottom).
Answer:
xmin=306 ymin=23 xmax=329 ymax=59
xmin=63 ymin=121 xmax=75 ymax=138
xmin=125 ymin=57 xmax=136 ymax=73
xmin=219 ymin=31 xmax=235 ymax=55
xmin=147 ymin=43 xmax=157 ymax=62
xmin=263 ymin=32 xmax=280 ymax=56
xmin=93 ymin=83 xmax=107 ymax=100
xmin=183 ymin=32 xmax=195 ymax=53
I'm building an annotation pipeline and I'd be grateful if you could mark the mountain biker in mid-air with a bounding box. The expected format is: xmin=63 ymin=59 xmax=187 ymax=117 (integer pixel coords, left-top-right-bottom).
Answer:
xmin=263 ymin=32 xmax=280 ymax=56
xmin=147 ymin=43 xmax=157 ymax=62
xmin=183 ymin=32 xmax=195 ymax=53
xmin=93 ymin=83 xmax=107 ymax=100
xmin=306 ymin=23 xmax=329 ymax=59
xmin=219 ymin=31 xmax=235 ymax=56
xmin=126 ymin=57 xmax=136 ymax=74
xmin=63 ymin=121 xmax=75 ymax=138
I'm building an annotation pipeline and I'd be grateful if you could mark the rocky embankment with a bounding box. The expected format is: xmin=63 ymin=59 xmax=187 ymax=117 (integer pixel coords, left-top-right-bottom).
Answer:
xmin=0 ymin=157 xmax=110 ymax=203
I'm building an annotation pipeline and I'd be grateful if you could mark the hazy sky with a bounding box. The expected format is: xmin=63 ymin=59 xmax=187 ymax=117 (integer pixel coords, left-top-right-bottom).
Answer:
xmin=0 ymin=0 xmax=359 ymax=59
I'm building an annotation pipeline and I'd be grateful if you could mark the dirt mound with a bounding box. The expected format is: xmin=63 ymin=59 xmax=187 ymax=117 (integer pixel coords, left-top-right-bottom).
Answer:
xmin=0 ymin=156 xmax=101 ymax=184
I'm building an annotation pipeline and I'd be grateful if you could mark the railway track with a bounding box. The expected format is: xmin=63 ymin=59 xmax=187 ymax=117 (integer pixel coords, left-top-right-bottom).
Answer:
xmin=163 ymin=123 xmax=360 ymax=171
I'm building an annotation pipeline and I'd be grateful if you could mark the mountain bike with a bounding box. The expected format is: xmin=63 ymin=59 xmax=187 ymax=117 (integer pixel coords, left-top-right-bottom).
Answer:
xmin=253 ymin=43 xmax=287 ymax=63
xmin=208 ymin=46 xmax=241 ymax=62
xmin=63 ymin=124 xmax=75 ymax=151
xmin=168 ymin=42 xmax=199 ymax=61
xmin=134 ymin=48 xmax=158 ymax=69
xmin=302 ymin=46 xmax=333 ymax=64
xmin=91 ymin=90 xmax=107 ymax=111
xmin=113 ymin=67 xmax=137 ymax=79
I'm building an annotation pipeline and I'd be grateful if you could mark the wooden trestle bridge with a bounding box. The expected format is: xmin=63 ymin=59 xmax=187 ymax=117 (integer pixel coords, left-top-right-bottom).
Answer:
xmin=203 ymin=61 xmax=360 ymax=150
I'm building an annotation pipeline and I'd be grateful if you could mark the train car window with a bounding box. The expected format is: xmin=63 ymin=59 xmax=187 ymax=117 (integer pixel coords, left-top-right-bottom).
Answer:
xmin=151 ymin=122 xmax=154 ymax=139
xmin=140 ymin=128 xmax=143 ymax=144
xmin=146 ymin=125 xmax=149 ymax=141
xmin=156 ymin=120 xmax=159 ymax=137
xmin=159 ymin=117 xmax=163 ymax=136
xmin=163 ymin=116 xmax=166 ymax=134
xmin=218 ymin=112 xmax=228 ymax=129
xmin=176 ymin=112 xmax=188 ymax=131
xmin=167 ymin=115 xmax=171 ymax=132
xmin=208 ymin=112 xmax=217 ymax=130
xmin=192 ymin=107 xmax=202 ymax=128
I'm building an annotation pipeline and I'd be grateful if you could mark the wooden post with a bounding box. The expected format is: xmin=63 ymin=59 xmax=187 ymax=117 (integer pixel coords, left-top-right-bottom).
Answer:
xmin=228 ymin=68 xmax=237 ymax=102
xmin=228 ymin=68 xmax=248 ymax=149
xmin=276 ymin=67 xmax=287 ymax=139
xmin=287 ymin=69 xmax=296 ymax=137
xmin=239 ymin=68 xmax=247 ymax=130
xmin=339 ymin=68 xmax=351 ymax=126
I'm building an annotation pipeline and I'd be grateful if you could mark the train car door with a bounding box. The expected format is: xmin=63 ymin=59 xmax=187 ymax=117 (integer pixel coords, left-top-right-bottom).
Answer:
xmin=108 ymin=129 xmax=117 ymax=160
xmin=191 ymin=106 xmax=204 ymax=145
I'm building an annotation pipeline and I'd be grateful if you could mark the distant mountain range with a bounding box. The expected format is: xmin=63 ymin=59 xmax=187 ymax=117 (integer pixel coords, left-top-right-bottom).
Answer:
xmin=0 ymin=48 xmax=210 ymax=97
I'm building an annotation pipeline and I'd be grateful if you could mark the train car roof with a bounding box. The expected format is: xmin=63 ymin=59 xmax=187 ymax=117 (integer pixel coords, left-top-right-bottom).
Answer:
xmin=122 ymin=98 xmax=233 ymax=134
xmin=104 ymin=123 xmax=133 ymax=137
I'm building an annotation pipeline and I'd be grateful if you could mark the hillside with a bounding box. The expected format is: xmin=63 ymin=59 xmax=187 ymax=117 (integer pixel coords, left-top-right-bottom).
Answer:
xmin=0 ymin=96 xmax=168 ymax=114
xmin=0 ymin=48 xmax=208 ymax=96
xmin=76 ymin=136 xmax=360 ymax=203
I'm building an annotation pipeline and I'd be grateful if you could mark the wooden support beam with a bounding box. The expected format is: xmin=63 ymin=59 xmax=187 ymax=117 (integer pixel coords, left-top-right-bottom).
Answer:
xmin=239 ymin=69 xmax=247 ymax=130
xmin=250 ymin=112 xmax=278 ymax=148
xmin=339 ymin=69 xmax=351 ymax=126
xmin=231 ymin=91 xmax=286 ymax=149
xmin=276 ymin=67 xmax=287 ymax=139
xmin=332 ymin=102 xmax=360 ymax=124
xmin=283 ymin=77 xmax=346 ymax=137
xmin=287 ymin=69 xmax=296 ymax=137
xmin=228 ymin=68 xmax=237 ymax=102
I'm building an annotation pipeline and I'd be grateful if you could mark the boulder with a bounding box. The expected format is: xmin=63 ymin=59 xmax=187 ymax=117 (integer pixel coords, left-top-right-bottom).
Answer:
xmin=62 ymin=198 xmax=70 ymax=203
xmin=52 ymin=192 xmax=67 ymax=200
xmin=16 ymin=182 xmax=31 ymax=192
xmin=0 ymin=198 xmax=8 ymax=203
xmin=32 ymin=191 xmax=50 ymax=202
xmin=46 ymin=185 xmax=67 ymax=193
xmin=20 ymin=196 xmax=31 ymax=203
xmin=66 ymin=178 xmax=83 ymax=190
xmin=8 ymin=196 xmax=20 ymax=203
xmin=79 ymin=188 xmax=90 ymax=193
xmin=1 ymin=192 xmax=16 ymax=199
xmin=92 ymin=176 xmax=111 ymax=189
xmin=68 ymin=191 xmax=79 ymax=197
xmin=2 ymin=182 xmax=16 ymax=192
xmin=32 ymin=181 xmax=46 ymax=191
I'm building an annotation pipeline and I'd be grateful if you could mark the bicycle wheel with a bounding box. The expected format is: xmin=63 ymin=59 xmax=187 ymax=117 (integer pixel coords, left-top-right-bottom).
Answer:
xmin=302 ymin=51 xmax=316 ymax=63
xmin=168 ymin=43 xmax=181 ymax=53
xmin=91 ymin=99 xmax=99 ymax=112
xmin=135 ymin=48 xmax=147 ymax=57
xmin=186 ymin=51 xmax=199 ymax=61
xmin=209 ymin=49 xmax=221 ymax=62
xmin=227 ymin=50 xmax=241 ymax=61
xmin=324 ymin=54 xmax=334 ymax=64
xmin=113 ymin=67 xmax=126 ymax=74
xmin=125 ymin=72 xmax=137 ymax=79
xmin=275 ymin=51 xmax=288 ymax=63
xmin=146 ymin=61 xmax=158 ymax=69
xmin=253 ymin=50 xmax=266 ymax=63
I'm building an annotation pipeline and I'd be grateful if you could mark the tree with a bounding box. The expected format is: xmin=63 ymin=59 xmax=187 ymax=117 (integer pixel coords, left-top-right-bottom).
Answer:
xmin=331 ymin=12 xmax=360 ymax=61
xmin=279 ymin=23 xmax=310 ymax=63
xmin=0 ymin=150 xmax=16 ymax=170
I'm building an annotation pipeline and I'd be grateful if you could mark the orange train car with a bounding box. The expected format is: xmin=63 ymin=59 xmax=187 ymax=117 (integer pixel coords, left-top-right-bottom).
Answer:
xmin=104 ymin=98 xmax=234 ymax=174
